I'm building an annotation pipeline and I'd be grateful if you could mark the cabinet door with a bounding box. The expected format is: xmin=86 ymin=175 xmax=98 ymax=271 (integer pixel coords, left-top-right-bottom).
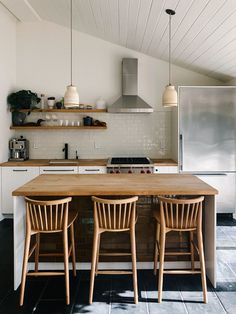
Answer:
xmin=78 ymin=166 xmax=107 ymax=174
xmin=196 ymin=173 xmax=235 ymax=214
xmin=39 ymin=166 xmax=77 ymax=174
xmin=2 ymin=167 xmax=40 ymax=214
xmin=168 ymin=166 xmax=179 ymax=173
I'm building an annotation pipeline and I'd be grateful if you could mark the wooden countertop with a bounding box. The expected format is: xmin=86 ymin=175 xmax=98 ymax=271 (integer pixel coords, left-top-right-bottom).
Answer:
xmin=12 ymin=173 xmax=217 ymax=196
xmin=152 ymin=159 xmax=178 ymax=166
xmin=0 ymin=159 xmax=107 ymax=167
xmin=1 ymin=158 xmax=177 ymax=167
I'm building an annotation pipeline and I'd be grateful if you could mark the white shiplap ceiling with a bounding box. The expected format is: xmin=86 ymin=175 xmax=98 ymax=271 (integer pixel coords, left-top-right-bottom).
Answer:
xmin=2 ymin=0 xmax=236 ymax=82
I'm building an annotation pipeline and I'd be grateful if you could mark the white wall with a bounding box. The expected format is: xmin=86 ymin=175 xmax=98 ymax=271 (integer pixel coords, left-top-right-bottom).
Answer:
xmin=16 ymin=21 xmax=220 ymax=160
xmin=0 ymin=4 xmax=16 ymax=162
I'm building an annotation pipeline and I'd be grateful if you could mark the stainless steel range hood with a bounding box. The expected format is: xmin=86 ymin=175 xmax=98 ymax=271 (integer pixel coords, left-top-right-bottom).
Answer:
xmin=108 ymin=58 xmax=153 ymax=113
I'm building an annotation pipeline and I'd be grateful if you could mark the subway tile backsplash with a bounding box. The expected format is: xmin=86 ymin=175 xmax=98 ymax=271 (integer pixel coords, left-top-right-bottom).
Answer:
xmin=14 ymin=111 xmax=172 ymax=159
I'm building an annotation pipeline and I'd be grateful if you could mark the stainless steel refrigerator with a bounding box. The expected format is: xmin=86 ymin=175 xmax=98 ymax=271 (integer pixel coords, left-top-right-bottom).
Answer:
xmin=179 ymin=86 xmax=236 ymax=214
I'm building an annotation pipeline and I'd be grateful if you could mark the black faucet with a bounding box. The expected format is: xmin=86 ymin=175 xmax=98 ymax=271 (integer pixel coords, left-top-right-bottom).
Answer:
xmin=62 ymin=143 xmax=68 ymax=159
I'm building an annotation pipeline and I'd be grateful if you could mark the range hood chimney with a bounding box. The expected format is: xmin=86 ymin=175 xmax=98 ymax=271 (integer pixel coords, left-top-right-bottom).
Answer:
xmin=108 ymin=58 xmax=153 ymax=113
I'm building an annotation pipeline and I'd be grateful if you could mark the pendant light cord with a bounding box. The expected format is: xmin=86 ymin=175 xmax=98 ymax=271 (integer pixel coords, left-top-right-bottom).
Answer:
xmin=70 ymin=0 xmax=73 ymax=86
xmin=169 ymin=13 xmax=171 ymax=86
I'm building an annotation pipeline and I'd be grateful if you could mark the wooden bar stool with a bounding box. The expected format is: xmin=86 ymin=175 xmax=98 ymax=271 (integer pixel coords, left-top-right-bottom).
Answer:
xmin=20 ymin=197 xmax=78 ymax=306
xmin=153 ymin=196 xmax=207 ymax=303
xmin=89 ymin=196 xmax=139 ymax=304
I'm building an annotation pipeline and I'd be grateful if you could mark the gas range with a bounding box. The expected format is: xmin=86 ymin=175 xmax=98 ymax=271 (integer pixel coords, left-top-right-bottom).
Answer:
xmin=107 ymin=157 xmax=154 ymax=174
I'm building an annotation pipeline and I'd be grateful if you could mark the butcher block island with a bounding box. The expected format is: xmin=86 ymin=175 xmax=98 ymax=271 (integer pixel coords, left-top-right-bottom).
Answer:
xmin=13 ymin=173 xmax=218 ymax=290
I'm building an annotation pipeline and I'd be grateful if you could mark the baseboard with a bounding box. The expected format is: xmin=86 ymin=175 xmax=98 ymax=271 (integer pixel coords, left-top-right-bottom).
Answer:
xmin=28 ymin=261 xmax=200 ymax=271
xmin=1 ymin=214 xmax=13 ymax=220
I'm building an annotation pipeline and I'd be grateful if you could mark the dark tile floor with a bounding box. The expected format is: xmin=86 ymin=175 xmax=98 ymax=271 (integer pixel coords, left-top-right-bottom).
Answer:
xmin=0 ymin=216 xmax=235 ymax=314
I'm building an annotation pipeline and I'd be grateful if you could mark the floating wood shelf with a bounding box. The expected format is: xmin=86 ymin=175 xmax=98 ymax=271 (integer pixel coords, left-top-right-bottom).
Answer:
xmin=10 ymin=125 xmax=107 ymax=130
xmin=11 ymin=108 xmax=107 ymax=113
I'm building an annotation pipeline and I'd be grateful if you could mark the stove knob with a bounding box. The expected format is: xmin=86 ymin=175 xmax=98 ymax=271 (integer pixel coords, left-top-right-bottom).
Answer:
xmin=146 ymin=169 xmax=151 ymax=174
xmin=128 ymin=170 xmax=133 ymax=174
xmin=116 ymin=170 xmax=120 ymax=173
xmin=110 ymin=170 xmax=114 ymax=174
xmin=140 ymin=170 xmax=145 ymax=174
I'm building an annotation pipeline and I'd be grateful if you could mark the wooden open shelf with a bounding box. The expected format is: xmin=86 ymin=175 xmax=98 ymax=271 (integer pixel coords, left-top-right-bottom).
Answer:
xmin=10 ymin=125 xmax=107 ymax=130
xmin=11 ymin=108 xmax=107 ymax=113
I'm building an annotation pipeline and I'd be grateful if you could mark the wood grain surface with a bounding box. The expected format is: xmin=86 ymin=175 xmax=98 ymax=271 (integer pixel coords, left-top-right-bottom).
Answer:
xmin=1 ymin=158 xmax=177 ymax=167
xmin=12 ymin=173 xmax=218 ymax=196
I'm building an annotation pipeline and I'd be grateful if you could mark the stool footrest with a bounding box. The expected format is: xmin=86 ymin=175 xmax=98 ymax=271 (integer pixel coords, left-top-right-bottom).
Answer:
xmin=96 ymin=270 xmax=133 ymax=275
xmin=163 ymin=270 xmax=201 ymax=275
xmin=99 ymin=252 xmax=131 ymax=256
xmin=27 ymin=271 xmax=65 ymax=276
xmin=164 ymin=252 xmax=191 ymax=256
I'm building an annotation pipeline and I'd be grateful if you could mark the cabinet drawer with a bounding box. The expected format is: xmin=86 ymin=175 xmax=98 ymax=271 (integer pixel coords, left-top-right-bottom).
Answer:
xmin=154 ymin=166 xmax=178 ymax=174
xmin=2 ymin=167 xmax=40 ymax=214
xmin=78 ymin=166 xmax=107 ymax=174
xmin=154 ymin=166 xmax=169 ymax=174
xmin=40 ymin=166 xmax=77 ymax=174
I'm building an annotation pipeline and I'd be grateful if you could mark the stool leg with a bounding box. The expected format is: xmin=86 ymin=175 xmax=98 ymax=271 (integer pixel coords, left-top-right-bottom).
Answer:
xmin=35 ymin=233 xmax=40 ymax=272
xmin=190 ymin=231 xmax=195 ymax=271
xmin=130 ymin=227 xmax=138 ymax=304
xmin=154 ymin=222 xmax=160 ymax=275
xmin=63 ymin=229 xmax=70 ymax=305
xmin=95 ymin=234 xmax=100 ymax=276
xmin=70 ymin=223 xmax=77 ymax=277
xmin=197 ymin=227 xmax=208 ymax=304
xmin=89 ymin=229 xmax=99 ymax=304
xmin=19 ymin=231 xmax=31 ymax=306
xmin=158 ymin=227 xmax=166 ymax=303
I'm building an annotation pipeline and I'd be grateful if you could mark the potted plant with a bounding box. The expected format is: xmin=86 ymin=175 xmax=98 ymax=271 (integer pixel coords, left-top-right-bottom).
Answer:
xmin=7 ymin=90 xmax=40 ymax=126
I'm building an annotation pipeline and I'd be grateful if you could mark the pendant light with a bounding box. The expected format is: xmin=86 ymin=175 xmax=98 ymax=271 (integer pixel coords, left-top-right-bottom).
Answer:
xmin=162 ymin=9 xmax=177 ymax=107
xmin=64 ymin=0 xmax=79 ymax=108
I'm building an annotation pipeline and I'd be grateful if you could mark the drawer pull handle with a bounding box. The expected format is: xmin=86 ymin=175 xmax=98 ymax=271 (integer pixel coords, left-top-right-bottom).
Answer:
xmin=43 ymin=169 xmax=75 ymax=172
xmin=13 ymin=169 xmax=28 ymax=172
xmin=84 ymin=169 xmax=100 ymax=172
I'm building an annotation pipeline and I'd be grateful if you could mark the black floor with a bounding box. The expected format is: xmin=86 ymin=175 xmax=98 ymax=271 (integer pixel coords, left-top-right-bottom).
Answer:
xmin=0 ymin=218 xmax=235 ymax=314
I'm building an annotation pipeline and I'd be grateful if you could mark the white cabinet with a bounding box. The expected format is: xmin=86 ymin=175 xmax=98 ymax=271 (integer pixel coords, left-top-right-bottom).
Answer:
xmin=154 ymin=166 xmax=178 ymax=174
xmin=1 ymin=167 xmax=40 ymax=214
xmin=39 ymin=166 xmax=77 ymax=174
xmin=78 ymin=166 xmax=107 ymax=174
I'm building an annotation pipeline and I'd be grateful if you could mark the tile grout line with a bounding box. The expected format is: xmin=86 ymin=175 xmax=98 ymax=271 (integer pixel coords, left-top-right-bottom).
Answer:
xmin=31 ymin=278 xmax=49 ymax=313
xmin=226 ymin=262 xmax=236 ymax=277
xmin=69 ymin=273 xmax=82 ymax=314
xmin=143 ymin=284 xmax=150 ymax=314
xmin=108 ymin=278 xmax=112 ymax=314
xmin=214 ymin=290 xmax=228 ymax=314
xmin=178 ymin=286 xmax=189 ymax=314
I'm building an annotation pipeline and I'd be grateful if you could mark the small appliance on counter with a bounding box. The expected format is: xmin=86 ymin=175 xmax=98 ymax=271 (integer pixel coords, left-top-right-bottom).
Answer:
xmin=9 ymin=136 xmax=29 ymax=161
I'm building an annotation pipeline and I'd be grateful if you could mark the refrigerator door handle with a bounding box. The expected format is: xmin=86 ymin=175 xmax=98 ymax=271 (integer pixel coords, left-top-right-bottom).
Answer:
xmin=179 ymin=134 xmax=183 ymax=171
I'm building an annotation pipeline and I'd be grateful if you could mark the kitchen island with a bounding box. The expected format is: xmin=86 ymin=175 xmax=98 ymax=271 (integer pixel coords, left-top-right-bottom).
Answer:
xmin=13 ymin=173 xmax=218 ymax=290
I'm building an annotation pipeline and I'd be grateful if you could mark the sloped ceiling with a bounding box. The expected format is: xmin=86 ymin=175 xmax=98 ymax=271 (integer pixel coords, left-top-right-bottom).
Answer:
xmin=2 ymin=0 xmax=236 ymax=82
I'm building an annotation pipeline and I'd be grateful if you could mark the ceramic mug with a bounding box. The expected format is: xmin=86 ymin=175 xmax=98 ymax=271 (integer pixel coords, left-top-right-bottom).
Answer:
xmin=47 ymin=98 xmax=55 ymax=109
xmin=83 ymin=116 xmax=93 ymax=126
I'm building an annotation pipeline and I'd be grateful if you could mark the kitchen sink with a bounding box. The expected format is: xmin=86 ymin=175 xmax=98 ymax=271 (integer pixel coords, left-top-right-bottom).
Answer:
xmin=49 ymin=159 xmax=78 ymax=164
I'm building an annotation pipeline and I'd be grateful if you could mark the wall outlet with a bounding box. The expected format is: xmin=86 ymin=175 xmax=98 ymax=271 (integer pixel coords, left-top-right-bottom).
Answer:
xmin=33 ymin=143 xmax=39 ymax=149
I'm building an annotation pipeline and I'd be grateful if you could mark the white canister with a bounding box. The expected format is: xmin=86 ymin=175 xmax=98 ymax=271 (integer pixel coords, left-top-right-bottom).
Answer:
xmin=95 ymin=97 xmax=106 ymax=110
xmin=47 ymin=98 xmax=55 ymax=109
